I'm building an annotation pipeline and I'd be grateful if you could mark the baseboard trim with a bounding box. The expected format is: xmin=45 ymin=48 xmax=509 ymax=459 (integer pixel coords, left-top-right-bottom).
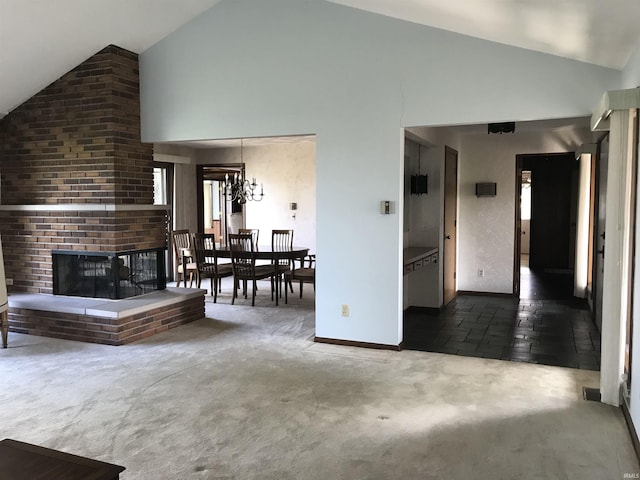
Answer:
xmin=621 ymin=398 xmax=640 ymax=464
xmin=314 ymin=336 xmax=401 ymax=351
xmin=457 ymin=291 xmax=517 ymax=298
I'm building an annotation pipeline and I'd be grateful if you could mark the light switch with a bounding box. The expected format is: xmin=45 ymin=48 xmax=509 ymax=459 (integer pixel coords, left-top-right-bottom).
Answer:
xmin=380 ymin=201 xmax=392 ymax=214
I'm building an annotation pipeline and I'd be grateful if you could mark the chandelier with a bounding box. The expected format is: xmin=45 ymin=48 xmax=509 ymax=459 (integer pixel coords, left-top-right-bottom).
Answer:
xmin=222 ymin=139 xmax=264 ymax=204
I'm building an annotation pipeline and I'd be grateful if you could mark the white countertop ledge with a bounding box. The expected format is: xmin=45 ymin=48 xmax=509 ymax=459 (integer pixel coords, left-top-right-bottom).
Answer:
xmin=403 ymin=246 xmax=438 ymax=264
xmin=7 ymin=288 xmax=204 ymax=319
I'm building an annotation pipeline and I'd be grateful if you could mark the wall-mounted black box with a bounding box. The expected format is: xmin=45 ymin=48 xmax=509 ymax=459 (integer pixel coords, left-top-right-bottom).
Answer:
xmin=411 ymin=174 xmax=428 ymax=195
xmin=476 ymin=182 xmax=497 ymax=197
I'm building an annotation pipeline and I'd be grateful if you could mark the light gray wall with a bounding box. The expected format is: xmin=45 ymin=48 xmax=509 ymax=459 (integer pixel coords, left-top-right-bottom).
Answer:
xmin=622 ymin=37 xmax=640 ymax=88
xmin=139 ymin=0 xmax=621 ymax=346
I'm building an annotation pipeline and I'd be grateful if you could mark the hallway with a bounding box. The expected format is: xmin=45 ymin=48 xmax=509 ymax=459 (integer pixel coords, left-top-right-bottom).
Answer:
xmin=403 ymin=260 xmax=601 ymax=371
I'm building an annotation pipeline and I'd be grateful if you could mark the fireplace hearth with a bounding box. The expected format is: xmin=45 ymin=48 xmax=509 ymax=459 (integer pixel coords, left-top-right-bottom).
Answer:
xmin=53 ymin=248 xmax=166 ymax=299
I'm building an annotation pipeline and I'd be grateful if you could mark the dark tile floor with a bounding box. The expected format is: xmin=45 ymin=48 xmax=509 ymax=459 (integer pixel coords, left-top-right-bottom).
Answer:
xmin=403 ymin=259 xmax=601 ymax=371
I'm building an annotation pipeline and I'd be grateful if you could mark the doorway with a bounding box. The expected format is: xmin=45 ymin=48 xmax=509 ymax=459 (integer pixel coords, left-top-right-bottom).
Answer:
xmin=197 ymin=164 xmax=245 ymax=244
xmin=520 ymin=170 xmax=532 ymax=264
xmin=515 ymin=152 xmax=578 ymax=300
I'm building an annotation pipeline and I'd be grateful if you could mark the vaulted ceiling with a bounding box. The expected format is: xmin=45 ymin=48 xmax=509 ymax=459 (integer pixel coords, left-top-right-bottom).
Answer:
xmin=2 ymin=0 xmax=639 ymax=118
xmin=331 ymin=0 xmax=640 ymax=69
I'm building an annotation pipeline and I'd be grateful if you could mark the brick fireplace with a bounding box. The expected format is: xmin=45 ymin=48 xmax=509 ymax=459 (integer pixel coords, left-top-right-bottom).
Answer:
xmin=0 ymin=45 xmax=204 ymax=345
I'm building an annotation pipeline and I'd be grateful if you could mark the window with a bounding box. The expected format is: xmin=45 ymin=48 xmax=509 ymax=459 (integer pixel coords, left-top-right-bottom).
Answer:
xmin=153 ymin=167 xmax=168 ymax=205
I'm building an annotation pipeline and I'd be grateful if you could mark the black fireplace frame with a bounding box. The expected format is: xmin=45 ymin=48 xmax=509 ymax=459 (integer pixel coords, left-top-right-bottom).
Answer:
xmin=52 ymin=247 xmax=167 ymax=299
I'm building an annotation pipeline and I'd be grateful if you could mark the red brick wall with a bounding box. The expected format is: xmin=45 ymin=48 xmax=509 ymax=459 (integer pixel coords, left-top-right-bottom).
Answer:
xmin=9 ymin=294 xmax=204 ymax=346
xmin=0 ymin=45 xmax=153 ymax=205
xmin=0 ymin=210 xmax=168 ymax=293
xmin=0 ymin=45 xmax=166 ymax=293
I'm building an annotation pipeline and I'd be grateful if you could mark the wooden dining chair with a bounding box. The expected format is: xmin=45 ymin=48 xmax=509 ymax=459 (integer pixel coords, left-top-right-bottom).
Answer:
xmin=238 ymin=228 xmax=259 ymax=249
xmin=172 ymin=229 xmax=197 ymax=288
xmin=286 ymin=254 xmax=316 ymax=299
xmin=192 ymin=233 xmax=233 ymax=303
xmin=238 ymin=228 xmax=262 ymax=291
xmin=271 ymin=229 xmax=294 ymax=297
xmin=228 ymin=233 xmax=276 ymax=306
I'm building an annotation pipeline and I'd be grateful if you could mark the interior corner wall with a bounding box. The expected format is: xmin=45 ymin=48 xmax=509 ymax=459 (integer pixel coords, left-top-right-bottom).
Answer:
xmin=243 ymin=142 xmax=317 ymax=254
xmin=139 ymin=0 xmax=621 ymax=346
xmin=196 ymin=141 xmax=317 ymax=254
xmin=403 ymin=139 xmax=420 ymax=244
xmin=405 ymin=141 xmax=442 ymax=249
xmin=622 ymin=37 xmax=640 ymax=89
xmin=458 ymin=129 xmax=593 ymax=294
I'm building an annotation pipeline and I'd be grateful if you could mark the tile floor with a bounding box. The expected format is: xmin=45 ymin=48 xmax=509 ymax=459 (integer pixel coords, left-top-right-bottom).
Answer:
xmin=403 ymin=257 xmax=601 ymax=371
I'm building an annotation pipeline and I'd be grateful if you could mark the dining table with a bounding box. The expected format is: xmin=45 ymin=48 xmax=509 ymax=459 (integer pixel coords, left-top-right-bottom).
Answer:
xmin=182 ymin=244 xmax=310 ymax=305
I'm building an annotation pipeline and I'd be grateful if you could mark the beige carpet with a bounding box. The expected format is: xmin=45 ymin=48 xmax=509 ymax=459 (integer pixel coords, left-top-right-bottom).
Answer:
xmin=2 ymin=281 xmax=638 ymax=479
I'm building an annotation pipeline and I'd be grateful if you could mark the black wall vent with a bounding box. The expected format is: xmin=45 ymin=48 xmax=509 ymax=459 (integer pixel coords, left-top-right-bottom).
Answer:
xmin=476 ymin=182 xmax=497 ymax=197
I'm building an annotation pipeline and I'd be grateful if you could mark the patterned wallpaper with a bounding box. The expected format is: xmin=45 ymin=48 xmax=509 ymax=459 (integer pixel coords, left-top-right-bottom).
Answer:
xmin=457 ymin=129 xmax=593 ymax=294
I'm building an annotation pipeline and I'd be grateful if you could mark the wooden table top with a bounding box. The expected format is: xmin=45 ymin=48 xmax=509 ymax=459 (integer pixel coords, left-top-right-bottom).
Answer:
xmin=183 ymin=246 xmax=309 ymax=260
xmin=215 ymin=245 xmax=309 ymax=259
xmin=0 ymin=439 xmax=125 ymax=480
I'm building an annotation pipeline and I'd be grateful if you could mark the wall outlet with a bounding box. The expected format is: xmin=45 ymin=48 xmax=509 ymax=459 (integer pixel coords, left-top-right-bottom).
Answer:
xmin=5 ymin=277 xmax=13 ymax=286
xmin=341 ymin=304 xmax=349 ymax=317
xmin=478 ymin=269 xmax=484 ymax=277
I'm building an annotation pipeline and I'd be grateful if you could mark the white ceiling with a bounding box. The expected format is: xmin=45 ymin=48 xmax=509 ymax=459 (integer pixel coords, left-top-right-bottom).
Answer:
xmin=2 ymin=0 xmax=639 ymax=120
xmin=0 ymin=0 xmax=224 ymax=117
xmin=330 ymin=0 xmax=640 ymax=69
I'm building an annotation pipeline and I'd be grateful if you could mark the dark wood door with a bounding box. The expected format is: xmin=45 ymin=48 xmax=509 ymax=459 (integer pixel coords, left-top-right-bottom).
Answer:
xmin=443 ymin=146 xmax=458 ymax=305
xmin=524 ymin=153 xmax=576 ymax=272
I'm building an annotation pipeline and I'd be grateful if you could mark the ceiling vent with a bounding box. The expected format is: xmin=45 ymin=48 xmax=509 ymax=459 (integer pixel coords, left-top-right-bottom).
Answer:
xmin=488 ymin=122 xmax=515 ymax=134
